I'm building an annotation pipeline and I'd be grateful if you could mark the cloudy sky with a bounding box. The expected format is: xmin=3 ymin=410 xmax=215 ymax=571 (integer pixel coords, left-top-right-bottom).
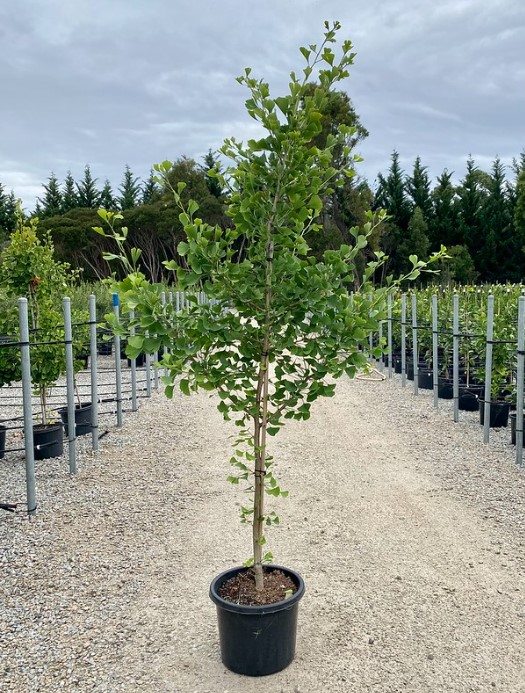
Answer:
xmin=1 ymin=0 xmax=523 ymax=211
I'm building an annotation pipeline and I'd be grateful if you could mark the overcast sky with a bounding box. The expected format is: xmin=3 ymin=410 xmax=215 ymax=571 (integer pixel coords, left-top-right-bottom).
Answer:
xmin=1 ymin=0 xmax=524 ymax=211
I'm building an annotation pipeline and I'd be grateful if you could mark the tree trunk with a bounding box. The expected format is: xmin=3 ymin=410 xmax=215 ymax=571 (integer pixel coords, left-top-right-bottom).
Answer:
xmin=253 ymin=240 xmax=274 ymax=591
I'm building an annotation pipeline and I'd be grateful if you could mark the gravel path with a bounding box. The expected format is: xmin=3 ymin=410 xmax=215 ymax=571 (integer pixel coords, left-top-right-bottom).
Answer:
xmin=2 ymin=371 xmax=525 ymax=692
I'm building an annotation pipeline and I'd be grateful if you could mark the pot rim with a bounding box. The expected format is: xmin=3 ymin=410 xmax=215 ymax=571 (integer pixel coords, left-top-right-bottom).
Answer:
xmin=210 ymin=564 xmax=305 ymax=615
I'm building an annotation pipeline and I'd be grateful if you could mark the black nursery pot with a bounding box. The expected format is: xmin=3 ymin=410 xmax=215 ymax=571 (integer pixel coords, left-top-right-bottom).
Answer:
xmin=127 ymin=353 xmax=146 ymax=368
xmin=58 ymin=403 xmax=93 ymax=437
xmin=458 ymin=384 xmax=485 ymax=411
xmin=438 ymin=377 xmax=454 ymax=399
xmin=0 ymin=424 xmax=6 ymax=459
xmin=33 ymin=423 xmax=64 ymax=460
xmin=418 ymin=368 xmax=434 ymax=390
xmin=479 ymin=400 xmax=510 ymax=428
xmin=97 ymin=341 xmax=113 ymax=356
xmin=510 ymin=412 xmax=525 ymax=445
xmin=209 ymin=565 xmax=305 ymax=677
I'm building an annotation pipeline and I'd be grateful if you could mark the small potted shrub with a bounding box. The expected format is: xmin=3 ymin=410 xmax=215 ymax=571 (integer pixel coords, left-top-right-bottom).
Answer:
xmin=0 ymin=210 xmax=77 ymax=458
xmin=97 ymin=23 xmax=444 ymax=676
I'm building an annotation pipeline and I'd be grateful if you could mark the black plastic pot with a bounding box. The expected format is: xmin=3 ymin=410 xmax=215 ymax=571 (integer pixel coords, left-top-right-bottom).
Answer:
xmin=97 ymin=341 xmax=113 ymax=356
xmin=510 ymin=412 xmax=525 ymax=445
xmin=58 ymin=403 xmax=92 ymax=437
xmin=209 ymin=565 xmax=305 ymax=677
xmin=394 ymin=357 xmax=402 ymax=374
xmin=76 ymin=352 xmax=89 ymax=369
xmin=127 ymin=353 xmax=146 ymax=368
xmin=418 ymin=368 xmax=433 ymax=390
xmin=0 ymin=424 xmax=6 ymax=459
xmin=438 ymin=377 xmax=454 ymax=399
xmin=458 ymin=384 xmax=485 ymax=411
xmin=479 ymin=400 xmax=510 ymax=428
xmin=33 ymin=423 xmax=64 ymax=460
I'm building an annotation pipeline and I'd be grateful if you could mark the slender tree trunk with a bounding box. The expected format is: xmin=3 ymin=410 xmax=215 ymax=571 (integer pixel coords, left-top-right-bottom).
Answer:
xmin=253 ymin=239 xmax=274 ymax=591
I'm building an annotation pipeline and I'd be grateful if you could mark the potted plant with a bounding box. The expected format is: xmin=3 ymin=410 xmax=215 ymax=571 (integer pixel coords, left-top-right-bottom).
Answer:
xmin=57 ymin=308 xmax=93 ymax=437
xmin=0 ymin=210 xmax=75 ymax=458
xmin=97 ymin=23 xmax=444 ymax=676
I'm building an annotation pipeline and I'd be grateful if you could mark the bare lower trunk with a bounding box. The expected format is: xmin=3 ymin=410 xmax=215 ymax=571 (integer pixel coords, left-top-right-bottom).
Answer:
xmin=253 ymin=240 xmax=274 ymax=591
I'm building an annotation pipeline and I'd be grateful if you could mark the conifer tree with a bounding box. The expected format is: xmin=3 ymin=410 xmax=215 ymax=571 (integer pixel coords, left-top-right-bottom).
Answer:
xmin=100 ymin=179 xmax=117 ymax=211
xmin=457 ymin=157 xmax=485 ymax=257
xmin=4 ymin=191 xmax=17 ymax=235
xmin=374 ymin=151 xmax=411 ymax=274
xmin=62 ymin=171 xmax=78 ymax=212
xmin=76 ymin=165 xmax=100 ymax=208
xmin=429 ymin=170 xmax=459 ymax=249
xmin=480 ymin=158 xmax=513 ymax=280
xmin=405 ymin=156 xmax=432 ymax=221
xmin=397 ymin=206 xmax=429 ymax=273
xmin=142 ymin=169 xmax=158 ymax=204
xmin=39 ymin=172 xmax=63 ymax=217
xmin=201 ymin=150 xmax=223 ymax=199
xmin=513 ymin=170 xmax=525 ymax=279
xmin=118 ymin=165 xmax=141 ymax=210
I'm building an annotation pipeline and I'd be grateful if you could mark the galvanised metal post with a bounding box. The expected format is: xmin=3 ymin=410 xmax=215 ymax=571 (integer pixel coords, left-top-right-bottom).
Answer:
xmin=175 ymin=291 xmax=180 ymax=313
xmin=432 ymin=294 xmax=439 ymax=409
xmin=18 ymin=298 xmax=36 ymax=516
xmin=516 ymin=296 xmax=525 ymax=466
xmin=378 ymin=317 xmax=383 ymax=372
xmin=161 ymin=292 xmax=168 ymax=378
xmin=89 ymin=295 xmax=99 ymax=452
xmin=113 ymin=293 xmax=123 ymax=428
xmin=411 ymin=293 xmax=418 ymax=396
xmin=387 ymin=293 xmax=392 ymax=378
xmin=453 ymin=292 xmax=459 ymax=423
xmin=129 ymin=309 xmax=137 ymax=412
xmin=483 ymin=295 xmax=494 ymax=444
xmin=63 ymin=297 xmax=77 ymax=475
xmin=145 ymin=330 xmax=152 ymax=398
xmin=401 ymin=294 xmax=407 ymax=388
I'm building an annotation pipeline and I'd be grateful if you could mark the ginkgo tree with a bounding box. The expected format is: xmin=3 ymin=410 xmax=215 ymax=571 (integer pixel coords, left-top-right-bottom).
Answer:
xmin=96 ymin=21 xmax=444 ymax=594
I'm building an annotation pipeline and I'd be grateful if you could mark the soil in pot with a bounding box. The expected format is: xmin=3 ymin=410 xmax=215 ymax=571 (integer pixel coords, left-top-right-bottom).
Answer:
xmin=33 ymin=423 xmax=64 ymax=460
xmin=210 ymin=565 xmax=305 ymax=677
xmin=0 ymin=424 xmax=6 ymax=459
xmin=479 ymin=400 xmax=510 ymax=428
xmin=58 ymin=403 xmax=92 ymax=437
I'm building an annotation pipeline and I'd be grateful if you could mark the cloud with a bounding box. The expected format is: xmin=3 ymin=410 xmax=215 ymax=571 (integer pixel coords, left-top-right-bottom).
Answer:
xmin=0 ymin=0 xmax=523 ymax=209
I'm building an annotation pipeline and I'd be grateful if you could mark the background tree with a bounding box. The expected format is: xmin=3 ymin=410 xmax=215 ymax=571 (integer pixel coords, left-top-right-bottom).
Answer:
xmin=62 ymin=171 xmax=78 ymax=212
xmin=100 ymin=179 xmax=117 ymax=211
xmin=428 ymin=170 xmax=459 ymax=249
xmin=511 ymin=169 xmax=525 ymax=280
xmin=405 ymin=156 xmax=432 ymax=221
xmin=201 ymin=150 xmax=224 ymax=199
xmin=374 ymin=151 xmax=411 ymax=275
xmin=397 ymin=206 xmax=429 ymax=275
xmin=76 ymin=165 xmax=100 ymax=208
xmin=478 ymin=158 xmax=512 ymax=280
xmin=118 ymin=164 xmax=141 ymax=210
xmin=39 ymin=172 xmax=63 ymax=218
xmin=141 ymin=169 xmax=159 ymax=205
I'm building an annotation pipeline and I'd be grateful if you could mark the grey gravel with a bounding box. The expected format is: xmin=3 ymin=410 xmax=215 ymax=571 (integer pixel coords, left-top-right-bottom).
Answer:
xmin=2 ymin=368 xmax=525 ymax=692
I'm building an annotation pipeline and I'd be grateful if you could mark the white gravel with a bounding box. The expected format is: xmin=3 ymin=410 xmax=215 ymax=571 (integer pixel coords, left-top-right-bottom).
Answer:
xmin=2 ymin=367 xmax=525 ymax=692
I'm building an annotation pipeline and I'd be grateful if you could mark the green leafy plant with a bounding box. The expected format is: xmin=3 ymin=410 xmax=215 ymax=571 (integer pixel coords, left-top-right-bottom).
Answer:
xmin=96 ymin=23 xmax=444 ymax=594
xmin=0 ymin=207 xmax=79 ymax=423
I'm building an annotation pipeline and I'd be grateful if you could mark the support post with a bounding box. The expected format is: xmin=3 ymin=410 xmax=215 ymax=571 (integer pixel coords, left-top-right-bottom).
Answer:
xmin=89 ymin=295 xmax=99 ymax=451
xmin=63 ymin=297 xmax=77 ymax=474
xmin=18 ymin=298 xmax=37 ymax=516
xmin=113 ymin=293 xmax=123 ymax=427
xmin=453 ymin=293 xmax=459 ymax=423
xmin=483 ymin=295 xmax=494 ymax=444
xmin=432 ymin=294 xmax=439 ymax=409
xmin=516 ymin=296 xmax=525 ymax=466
